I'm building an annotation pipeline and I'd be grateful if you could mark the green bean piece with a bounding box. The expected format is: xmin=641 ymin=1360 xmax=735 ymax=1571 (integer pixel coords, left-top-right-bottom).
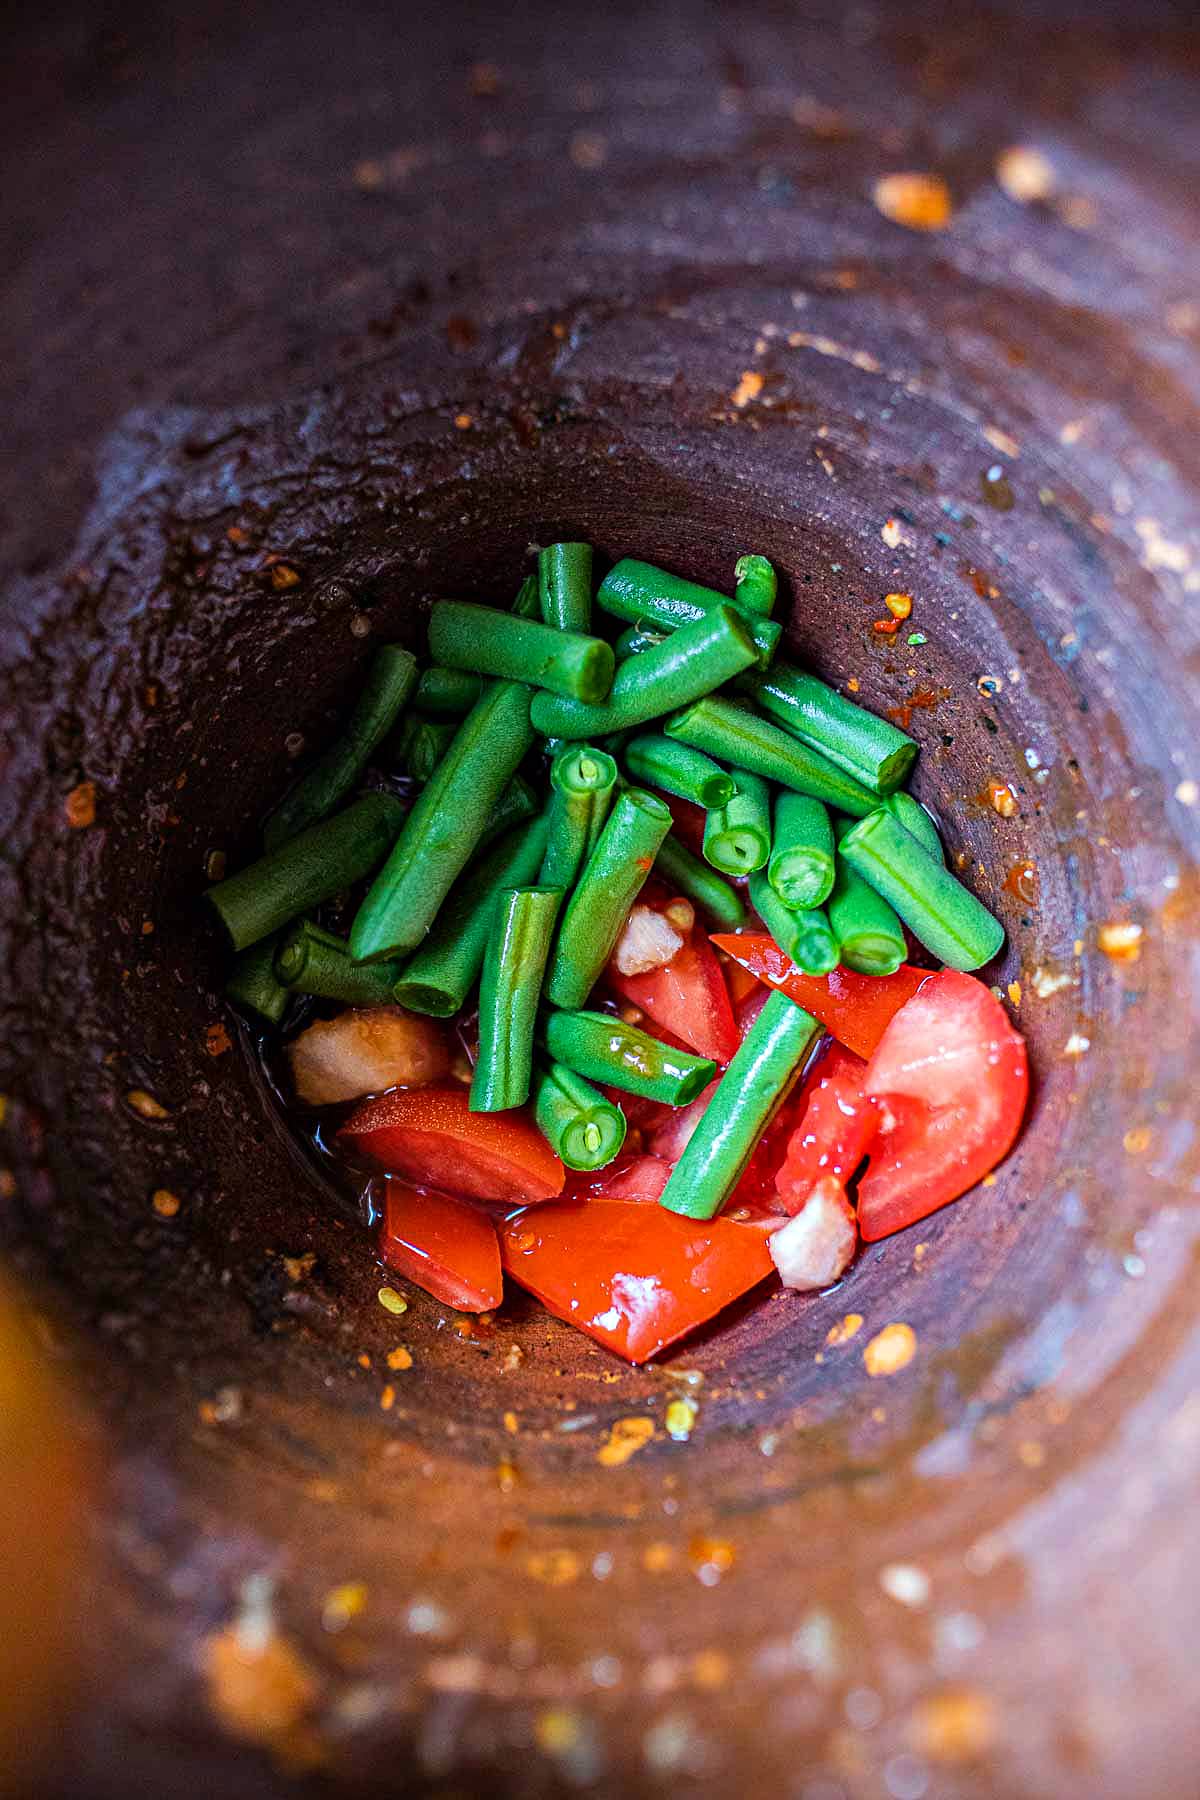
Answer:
xmin=350 ymin=681 xmax=534 ymax=963
xmin=740 ymin=661 xmax=918 ymax=795
xmin=838 ymin=807 xmax=1005 ymax=972
xmin=596 ymin=558 xmax=781 ymax=667
xmin=664 ymin=695 xmax=878 ymax=815
xmin=748 ymin=871 xmax=839 ymax=976
xmin=533 ymin=1061 xmax=627 ymax=1170
xmin=428 ymin=601 xmax=614 ymax=705
xmin=471 ymin=887 xmax=563 ymax=1112
xmin=882 ymin=790 xmax=945 ymax=863
xmin=274 ymin=919 xmax=403 ymax=1005
xmin=702 ymin=772 xmax=772 ymax=876
xmin=659 ymin=990 xmax=820 ymax=1219
xmin=623 ymin=734 xmax=735 ymax=809
xmin=544 ymin=788 xmax=672 ymax=1008
xmin=263 ymin=646 xmax=418 ymax=850
xmin=614 ymin=623 xmax=667 ymax=660
xmin=734 ymin=553 xmax=777 ymax=616
xmin=226 ymin=935 xmax=289 ymax=1025
xmin=478 ymin=775 xmax=540 ymax=850
xmin=511 ymin=574 xmax=540 ymax=619
xmin=544 ymin=1009 xmax=716 ymax=1106
xmin=394 ymin=713 xmax=457 ymax=782
xmin=538 ymin=542 xmax=593 ymax=634
xmin=654 ymin=834 xmax=747 ymax=930
xmin=208 ymin=792 xmax=406 ymax=953
xmin=391 ymin=815 xmax=550 ymax=1016
xmin=827 ymin=822 xmax=907 ymax=977
xmin=414 ymin=666 xmax=484 ymax=718
xmin=540 ymin=746 xmax=619 ymax=890
xmin=530 ymin=605 xmax=759 ymax=740
xmin=768 ymin=793 xmax=835 ymax=908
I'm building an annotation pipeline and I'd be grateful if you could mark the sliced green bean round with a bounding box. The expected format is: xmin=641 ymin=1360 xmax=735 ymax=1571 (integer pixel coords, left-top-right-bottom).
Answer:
xmin=654 ymin=834 xmax=747 ymax=930
xmin=768 ymin=793 xmax=835 ymax=908
xmin=659 ymin=990 xmax=820 ymax=1219
xmin=882 ymin=790 xmax=944 ymax=863
xmin=226 ymin=935 xmax=289 ymax=1025
xmin=702 ymin=772 xmax=772 ymax=875
xmin=596 ymin=558 xmax=781 ymax=666
xmin=540 ymin=745 xmax=619 ymax=890
xmin=208 ymin=791 xmax=406 ymax=952
xmin=350 ymin=681 xmax=534 ymax=963
xmin=748 ymin=871 xmax=839 ymax=976
xmin=392 ymin=814 xmax=550 ymax=1016
xmin=414 ymin=665 xmax=483 ymax=718
xmin=545 ymin=788 xmax=672 ymax=1008
xmin=274 ymin=919 xmax=403 ymax=1004
xmin=828 ymin=825 xmax=907 ymax=977
xmin=838 ymin=807 xmax=1004 ymax=972
xmin=530 ymin=605 xmax=758 ymax=740
xmin=733 ymin=553 xmax=777 ymax=617
xmin=740 ymin=661 xmax=917 ymax=795
xmin=623 ymin=734 xmax=734 ymax=809
xmin=534 ymin=1062 xmax=627 ymax=1170
xmin=472 ymin=886 xmax=563 ymax=1112
xmin=538 ymin=542 xmax=593 ymax=634
xmin=544 ymin=1009 xmax=716 ymax=1106
xmin=429 ymin=601 xmax=614 ymax=705
xmin=665 ymin=695 xmax=878 ymax=815
xmin=263 ymin=646 xmax=417 ymax=849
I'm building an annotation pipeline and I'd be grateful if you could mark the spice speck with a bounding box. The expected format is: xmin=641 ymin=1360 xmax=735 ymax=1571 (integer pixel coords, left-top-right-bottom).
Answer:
xmin=377 ymin=1287 xmax=408 ymax=1316
xmin=598 ymin=1416 xmax=655 ymax=1466
xmin=864 ymin=1322 xmax=918 ymax=1376
xmin=65 ymin=782 xmax=97 ymax=828
xmin=731 ymin=370 xmax=764 ymax=408
xmin=873 ymin=172 xmax=953 ymax=232
xmin=151 ymin=1188 xmax=181 ymax=1218
xmin=1097 ymin=920 xmax=1143 ymax=962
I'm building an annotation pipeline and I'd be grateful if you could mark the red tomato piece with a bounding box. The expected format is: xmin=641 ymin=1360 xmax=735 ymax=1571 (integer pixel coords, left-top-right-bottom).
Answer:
xmin=341 ymin=1084 xmax=565 ymax=1206
xmin=498 ymin=1199 xmax=775 ymax=1363
xmin=590 ymin=1154 xmax=673 ymax=1204
xmin=380 ymin=1181 xmax=502 ymax=1312
xmin=856 ymin=970 xmax=1028 ymax=1242
xmin=711 ymin=933 xmax=930 ymax=1060
xmin=608 ymin=902 xmax=740 ymax=1064
xmin=775 ymin=1042 xmax=877 ymax=1215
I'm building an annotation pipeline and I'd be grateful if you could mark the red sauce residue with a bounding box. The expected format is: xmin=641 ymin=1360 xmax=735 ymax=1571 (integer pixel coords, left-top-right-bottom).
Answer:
xmin=887 ymin=686 xmax=950 ymax=731
xmin=1004 ymin=859 xmax=1039 ymax=905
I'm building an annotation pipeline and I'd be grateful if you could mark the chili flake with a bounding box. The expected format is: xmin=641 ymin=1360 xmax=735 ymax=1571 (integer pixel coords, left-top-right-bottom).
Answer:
xmin=151 ymin=1188 xmax=181 ymax=1217
xmin=386 ymin=1346 xmax=413 ymax=1371
xmin=598 ymin=1416 xmax=655 ymax=1466
xmin=65 ymin=782 xmax=96 ymax=828
xmin=863 ymin=1322 xmax=917 ymax=1376
xmin=206 ymin=1022 xmax=232 ymax=1057
xmin=884 ymin=592 xmax=913 ymax=619
xmin=872 ymin=172 xmax=952 ymax=232
xmin=825 ymin=1312 xmax=864 ymax=1347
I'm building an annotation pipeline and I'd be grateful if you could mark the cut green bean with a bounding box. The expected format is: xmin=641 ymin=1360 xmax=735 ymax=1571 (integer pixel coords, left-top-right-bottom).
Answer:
xmin=768 ymin=793 xmax=835 ymax=908
xmin=544 ymin=1009 xmax=716 ymax=1106
xmin=739 ymin=661 xmax=917 ymax=795
xmin=623 ymin=734 xmax=735 ymax=809
xmin=838 ymin=807 xmax=1004 ymax=971
xmin=208 ymin=792 xmax=406 ymax=952
xmin=394 ymin=713 xmax=456 ymax=782
xmin=748 ymin=871 xmax=839 ymax=976
xmin=664 ymin=695 xmax=878 ymax=815
xmin=472 ymin=887 xmax=563 ymax=1111
xmin=545 ymin=788 xmax=672 ymax=1008
xmin=702 ymin=772 xmax=772 ymax=876
xmin=828 ymin=823 xmax=907 ymax=977
xmin=350 ymin=681 xmax=534 ymax=963
xmin=534 ymin=1062 xmax=627 ymax=1171
xmin=659 ymin=990 xmax=820 ymax=1219
xmin=274 ymin=919 xmax=403 ymax=1005
xmin=538 ymin=542 xmax=593 ymax=634
xmin=614 ymin=623 xmax=667 ymax=660
xmin=734 ymin=553 xmax=777 ymax=616
xmin=263 ymin=646 xmax=417 ymax=849
xmin=883 ymin=790 xmax=944 ymax=863
xmin=530 ymin=605 xmax=759 ymax=740
xmin=597 ymin=558 xmax=781 ymax=666
xmin=654 ymin=833 xmax=746 ymax=930
xmin=540 ymin=746 xmax=619 ymax=890
xmin=414 ymin=666 xmax=483 ymax=718
xmin=226 ymin=935 xmax=289 ymax=1025
xmin=392 ymin=815 xmax=550 ymax=1016
xmin=511 ymin=574 xmax=540 ymax=619
xmin=429 ymin=601 xmax=614 ymax=705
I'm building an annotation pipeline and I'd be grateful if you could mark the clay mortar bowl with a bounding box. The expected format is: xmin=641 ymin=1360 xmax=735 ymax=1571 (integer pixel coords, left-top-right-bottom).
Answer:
xmin=2 ymin=2 xmax=1199 ymax=1795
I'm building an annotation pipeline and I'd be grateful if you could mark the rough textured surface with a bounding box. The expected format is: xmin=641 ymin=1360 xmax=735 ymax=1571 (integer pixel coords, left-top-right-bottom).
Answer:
xmin=2 ymin=1 xmax=1199 ymax=1795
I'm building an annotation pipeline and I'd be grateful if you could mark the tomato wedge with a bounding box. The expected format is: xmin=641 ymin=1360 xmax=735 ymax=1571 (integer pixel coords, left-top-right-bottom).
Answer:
xmin=857 ymin=970 xmax=1027 ymax=1242
xmin=499 ymin=1199 xmax=775 ymax=1362
xmin=775 ymin=1042 xmax=877 ymax=1215
xmin=711 ymin=933 xmax=930 ymax=1060
xmin=608 ymin=901 xmax=740 ymax=1064
xmin=380 ymin=1181 xmax=502 ymax=1311
xmin=341 ymin=1084 xmax=565 ymax=1205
